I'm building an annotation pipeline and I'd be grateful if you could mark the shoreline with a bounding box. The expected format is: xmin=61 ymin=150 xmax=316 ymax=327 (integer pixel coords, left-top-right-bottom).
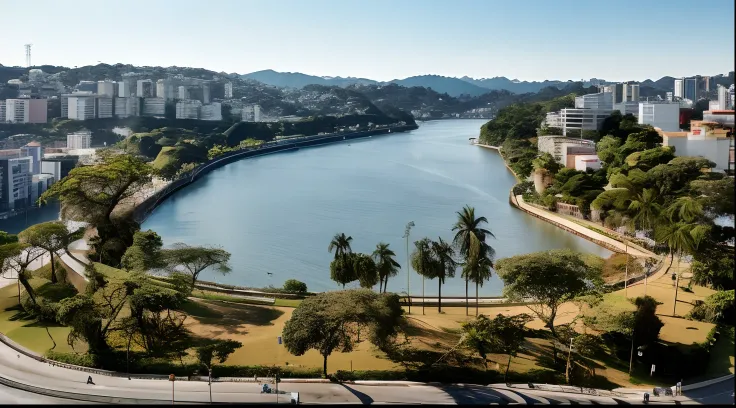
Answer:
xmin=473 ymin=142 xmax=654 ymax=258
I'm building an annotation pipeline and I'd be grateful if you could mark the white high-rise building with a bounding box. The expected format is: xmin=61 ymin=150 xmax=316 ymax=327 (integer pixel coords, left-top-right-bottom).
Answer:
xmin=199 ymin=102 xmax=222 ymax=121
xmin=67 ymin=130 xmax=92 ymax=149
xmin=622 ymin=83 xmax=640 ymax=102
xmin=156 ymin=79 xmax=176 ymax=101
xmin=674 ymin=78 xmax=684 ymax=99
xmin=118 ymin=81 xmax=131 ymax=97
xmin=137 ymin=80 xmax=154 ymax=98
xmin=66 ymin=95 xmax=96 ymax=120
xmin=0 ymin=156 xmax=33 ymax=211
xmin=241 ymin=104 xmax=262 ymax=122
xmin=224 ymin=82 xmax=233 ymax=99
xmin=97 ymin=81 xmax=116 ymax=97
xmin=4 ymin=99 xmax=48 ymax=123
xmin=176 ymin=100 xmax=202 ymax=119
xmin=178 ymin=86 xmax=190 ymax=100
xmin=0 ymin=101 xmax=5 ymax=122
xmin=20 ymin=142 xmax=43 ymax=175
xmin=203 ymin=84 xmax=211 ymax=104
xmin=638 ymin=102 xmax=680 ymax=132
xmin=716 ymin=85 xmax=731 ymax=110
xmin=574 ymin=92 xmax=613 ymax=110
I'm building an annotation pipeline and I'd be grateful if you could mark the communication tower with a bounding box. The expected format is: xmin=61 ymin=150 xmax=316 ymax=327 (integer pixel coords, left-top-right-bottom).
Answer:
xmin=25 ymin=44 xmax=33 ymax=67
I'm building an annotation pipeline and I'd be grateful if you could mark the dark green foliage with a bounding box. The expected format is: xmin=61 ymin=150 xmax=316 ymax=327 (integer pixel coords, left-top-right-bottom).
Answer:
xmin=283 ymin=279 xmax=308 ymax=293
xmin=195 ymin=339 xmax=243 ymax=370
xmin=500 ymin=139 xmax=538 ymax=178
xmin=352 ymin=253 xmax=379 ymax=289
xmin=687 ymin=290 xmax=734 ymax=324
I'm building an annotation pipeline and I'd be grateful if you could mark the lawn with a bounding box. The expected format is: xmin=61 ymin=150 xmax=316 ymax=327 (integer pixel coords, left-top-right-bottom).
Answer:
xmin=151 ymin=146 xmax=177 ymax=169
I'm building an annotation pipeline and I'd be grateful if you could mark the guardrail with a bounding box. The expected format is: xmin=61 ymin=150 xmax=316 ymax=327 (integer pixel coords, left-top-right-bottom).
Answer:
xmin=512 ymin=382 xmax=625 ymax=398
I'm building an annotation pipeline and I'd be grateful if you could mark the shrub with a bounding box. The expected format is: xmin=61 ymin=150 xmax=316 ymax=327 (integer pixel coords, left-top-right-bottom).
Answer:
xmin=687 ymin=290 xmax=734 ymax=324
xmin=283 ymin=279 xmax=308 ymax=293
xmin=21 ymin=295 xmax=59 ymax=322
xmin=513 ymin=181 xmax=534 ymax=196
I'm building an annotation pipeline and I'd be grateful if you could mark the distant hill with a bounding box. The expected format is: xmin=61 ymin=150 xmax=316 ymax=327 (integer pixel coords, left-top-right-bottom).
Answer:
xmin=388 ymin=75 xmax=491 ymax=97
xmin=242 ymin=69 xmax=377 ymax=89
xmin=460 ymin=76 xmax=566 ymax=94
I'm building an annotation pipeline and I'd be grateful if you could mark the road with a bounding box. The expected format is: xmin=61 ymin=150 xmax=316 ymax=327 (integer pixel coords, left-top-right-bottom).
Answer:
xmin=1 ymin=333 xmax=709 ymax=405
xmin=683 ymin=376 xmax=735 ymax=405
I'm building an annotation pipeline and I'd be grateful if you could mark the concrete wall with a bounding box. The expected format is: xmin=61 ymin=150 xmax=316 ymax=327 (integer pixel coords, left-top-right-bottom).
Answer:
xmin=666 ymin=137 xmax=731 ymax=171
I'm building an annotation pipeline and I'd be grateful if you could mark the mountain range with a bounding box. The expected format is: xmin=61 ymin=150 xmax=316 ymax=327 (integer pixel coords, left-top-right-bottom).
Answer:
xmin=242 ymin=70 xmax=735 ymax=98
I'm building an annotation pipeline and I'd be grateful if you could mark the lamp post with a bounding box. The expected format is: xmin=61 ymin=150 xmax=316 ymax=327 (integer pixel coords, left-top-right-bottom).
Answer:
xmin=624 ymin=241 xmax=629 ymax=298
xmin=403 ymin=221 xmax=415 ymax=315
xmin=629 ymin=327 xmax=635 ymax=375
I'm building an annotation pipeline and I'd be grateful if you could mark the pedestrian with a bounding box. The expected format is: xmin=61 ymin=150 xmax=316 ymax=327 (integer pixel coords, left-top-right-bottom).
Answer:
xmin=643 ymin=392 xmax=649 ymax=403
xmin=676 ymin=381 xmax=682 ymax=396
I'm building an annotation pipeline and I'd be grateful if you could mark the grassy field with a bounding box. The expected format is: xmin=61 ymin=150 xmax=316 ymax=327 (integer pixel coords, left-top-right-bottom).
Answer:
xmin=151 ymin=146 xmax=177 ymax=169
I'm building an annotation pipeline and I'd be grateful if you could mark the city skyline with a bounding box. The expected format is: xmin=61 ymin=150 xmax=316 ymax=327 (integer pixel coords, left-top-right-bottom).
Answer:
xmin=0 ymin=0 xmax=733 ymax=82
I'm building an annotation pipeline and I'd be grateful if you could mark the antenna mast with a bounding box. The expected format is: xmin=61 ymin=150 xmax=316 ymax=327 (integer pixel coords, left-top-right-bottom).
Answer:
xmin=25 ymin=44 xmax=33 ymax=67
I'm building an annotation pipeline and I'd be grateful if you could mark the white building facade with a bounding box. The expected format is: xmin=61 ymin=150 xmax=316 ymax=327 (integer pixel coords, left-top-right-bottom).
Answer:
xmin=66 ymin=95 xmax=96 ymax=120
xmin=142 ymin=98 xmax=166 ymax=117
xmin=0 ymin=156 xmax=33 ymax=212
xmin=224 ymin=82 xmax=233 ymax=99
xmin=241 ymin=104 xmax=261 ymax=122
xmin=537 ymin=136 xmax=597 ymax=168
xmin=638 ymin=102 xmax=680 ymax=132
xmin=67 ymin=130 xmax=92 ymax=149
xmin=199 ymin=102 xmax=222 ymax=121
xmin=175 ymin=100 xmax=202 ymax=119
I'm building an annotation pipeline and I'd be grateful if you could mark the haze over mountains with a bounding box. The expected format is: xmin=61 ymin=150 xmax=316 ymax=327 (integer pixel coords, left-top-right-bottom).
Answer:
xmin=242 ymin=69 xmax=734 ymax=97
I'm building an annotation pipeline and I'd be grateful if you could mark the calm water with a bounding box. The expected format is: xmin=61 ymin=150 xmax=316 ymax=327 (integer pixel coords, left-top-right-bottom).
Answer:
xmin=142 ymin=119 xmax=610 ymax=295
xmin=0 ymin=203 xmax=61 ymax=234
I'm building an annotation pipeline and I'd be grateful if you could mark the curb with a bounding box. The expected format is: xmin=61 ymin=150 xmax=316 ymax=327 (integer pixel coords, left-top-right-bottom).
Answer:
xmin=681 ymin=374 xmax=735 ymax=391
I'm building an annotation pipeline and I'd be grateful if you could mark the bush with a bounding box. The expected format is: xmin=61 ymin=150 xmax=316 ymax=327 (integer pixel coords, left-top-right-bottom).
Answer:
xmin=687 ymin=290 xmax=734 ymax=324
xmin=21 ymin=295 xmax=59 ymax=322
xmin=283 ymin=279 xmax=308 ymax=293
xmin=46 ymin=351 xmax=99 ymax=368
xmin=513 ymin=181 xmax=534 ymax=196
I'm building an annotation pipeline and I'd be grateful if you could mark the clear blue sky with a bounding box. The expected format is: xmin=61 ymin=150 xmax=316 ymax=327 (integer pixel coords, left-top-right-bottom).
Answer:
xmin=1 ymin=0 xmax=733 ymax=82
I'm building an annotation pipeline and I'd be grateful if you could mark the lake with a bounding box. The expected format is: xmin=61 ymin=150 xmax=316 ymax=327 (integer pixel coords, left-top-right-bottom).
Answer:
xmin=142 ymin=119 xmax=611 ymax=295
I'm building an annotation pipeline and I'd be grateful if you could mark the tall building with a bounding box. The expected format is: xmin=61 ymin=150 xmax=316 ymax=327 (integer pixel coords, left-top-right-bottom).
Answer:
xmin=0 ymin=156 xmax=33 ymax=212
xmin=241 ymin=104 xmax=262 ymax=122
xmin=76 ymin=81 xmax=97 ymax=93
xmin=199 ymin=102 xmax=222 ymax=121
xmin=176 ymin=100 xmax=202 ymax=119
xmin=20 ymin=142 xmax=42 ymax=175
xmin=622 ymin=83 xmax=640 ymax=102
xmin=156 ymin=79 xmax=176 ymax=101
xmin=203 ymin=84 xmax=211 ymax=104
xmin=638 ymin=102 xmax=680 ymax=131
xmin=224 ymin=82 xmax=233 ymax=99
xmin=4 ymin=99 xmax=48 ymax=123
xmin=574 ymin=92 xmax=613 ymax=110
xmin=67 ymin=130 xmax=92 ymax=149
xmin=30 ymin=174 xmax=55 ymax=208
xmin=178 ymin=86 xmax=190 ymax=100
xmin=0 ymin=101 xmax=5 ymax=122
xmin=118 ymin=81 xmax=131 ymax=97
xmin=97 ymin=81 xmax=116 ymax=97
xmin=66 ymin=95 xmax=96 ymax=120
xmin=717 ymin=85 xmax=731 ymax=110
xmin=674 ymin=78 xmax=685 ymax=99
xmin=142 ymin=98 xmax=166 ymax=117
xmin=114 ymin=97 xmax=140 ymax=118
xmin=97 ymin=97 xmax=114 ymax=118
xmin=684 ymin=78 xmax=698 ymax=101
xmin=137 ymin=80 xmax=154 ymax=98
xmin=599 ymin=84 xmax=622 ymax=104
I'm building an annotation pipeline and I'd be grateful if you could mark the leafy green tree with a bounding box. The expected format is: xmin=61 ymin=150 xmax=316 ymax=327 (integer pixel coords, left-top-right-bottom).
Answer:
xmin=495 ymin=249 xmax=603 ymax=338
xmin=690 ymin=178 xmax=735 ymax=217
xmin=128 ymin=282 xmax=189 ymax=356
xmin=0 ymin=231 xmax=18 ymax=245
xmin=40 ymin=153 xmax=155 ymax=266
xmin=330 ymin=255 xmax=357 ymax=288
xmin=162 ymin=244 xmax=232 ymax=289
xmin=196 ymin=339 xmax=243 ymax=379
xmin=463 ymin=232 xmax=495 ymax=317
xmin=459 ymin=313 xmax=531 ymax=377
xmin=19 ymin=222 xmax=84 ymax=284
xmin=282 ymin=290 xmax=403 ymax=376
xmin=352 ymin=253 xmax=378 ymax=289
xmin=328 ymin=233 xmax=353 ymax=259
xmin=372 ymin=242 xmax=401 ymax=293
xmin=687 ymin=290 xmax=734 ymax=324
xmin=411 ymin=237 xmax=436 ymax=308
xmin=627 ymin=188 xmax=663 ymax=234
xmin=452 ymin=205 xmax=495 ymax=315
xmin=283 ymin=279 xmax=308 ymax=293
xmin=1 ymin=243 xmax=45 ymax=304
xmin=121 ymin=230 xmax=165 ymax=272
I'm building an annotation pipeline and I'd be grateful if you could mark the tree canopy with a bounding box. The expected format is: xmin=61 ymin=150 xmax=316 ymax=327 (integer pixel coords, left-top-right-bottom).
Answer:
xmin=162 ymin=243 xmax=232 ymax=288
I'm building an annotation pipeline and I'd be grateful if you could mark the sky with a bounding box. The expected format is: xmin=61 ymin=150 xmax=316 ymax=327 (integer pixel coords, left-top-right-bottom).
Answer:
xmin=0 ymin=0 xmax=733 ymax=82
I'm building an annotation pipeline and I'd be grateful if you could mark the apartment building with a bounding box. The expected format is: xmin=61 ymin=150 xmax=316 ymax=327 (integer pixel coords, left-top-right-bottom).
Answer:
xmin=3 ymin=99 xmax=48 ymax=123
xmin=65 ymin=94 xmax=97 ymax=120
xmin=241 ymin=104 xmax=262 ymax=122
xmin=176 ymin=99 xmax=202 ymax=119
xmin=97 ymin=81 xmax=116 ymax=97
xmin=178 ymin=86 xmax=190 ymax=100
xmin=659 ymin=119 xmax=734 ymax=173
xmin=114 ymin=97 xmax=140 ymax=118
xmin=156 ymin=79 xmax=177 ymax=101
xmin=225 ymin=82 xmax=233 ymax=99
xmin=537 ymin=136 xmax=598 ymax=168
xmin=0 ymin=156 xmax=33 ymax=212
xmin=684 ymin=78 xmax=698 ymax=101
xmin=638 ymin=102 xmax=680 ymax=131
xmin=137 ymin=80 xmax=154 ymax=98
xmin=20 ymin=142 xmax=42 ymax=175
xmin=674 ymin=78 xmax=685 ymax=99
xmin=67 ymin=130 xmax=92 ymax=149
xmin=142 ymin=98 xmax=166 ymax=117
xmin=97 ymin=97 xmax=114 ymax=118
xmin=621 ymin=83 xmax=640 ymax=102
xmin=0 ymin=101 xmax=5 ymax=122
xmin=199 ymin=102 xmax=222 ymax=121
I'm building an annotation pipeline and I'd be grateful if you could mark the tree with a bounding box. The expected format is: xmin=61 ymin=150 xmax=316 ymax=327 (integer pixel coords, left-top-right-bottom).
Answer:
xmin=328 ymin=233 xmax=353 ymax=259
xmin=371 ymin=242 xmax=401 ymax=293
xmin=2 ymin=243 xmax=45 ymax=305
xmin=40 ymin=153 xmax=155 ymax=266
xmin=330 ymin=255 xmax=357 ymax=288
xmin=121 ymin=230 xmax=165 ymax=273
xmin=283 ymin=279 xmax=308 ymax=293
xmin=162 ymin=244 xmax=231 ymax=289
xmin=431 ymin=238 xmax=457 ymax=313
xmin=196 ymin=339 xmax=243 ymax=393
xmin=0 ymin=231 xmax=18 ymax=245
xmin=128 ymin=282 xmax=189 ymax=356
xmin=459 ymin=313 xmax=531 ymax=377
xmin=282 ymin=290 xmax=403 ymax=376
xmin=464 ymin=232 xmax=495 ymax=317
xmin=411 ymin=238 xmax=436 ymax=313
xmin=687 ymin=290 xmax=734 ymax=324
xmin=495 ymin=249 xmax=603 ymax=338
xmin=352 ymin=253 xmax=378 ymax=289
xmin=18 ymin=222 xmax=83 ymax=284
xmin=627 ymin=188 xmax=662 ymax=234
xmin=452 ymin=205 xmax=495 ymax=315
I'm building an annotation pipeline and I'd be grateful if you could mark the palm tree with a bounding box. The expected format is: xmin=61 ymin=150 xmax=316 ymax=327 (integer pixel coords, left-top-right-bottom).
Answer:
xmin=431 ymin=237 xmax=457 ymax=313
xmin=328 ymin=233 xmax=353 ymax=260
xmin=463 ymin=233 xmax=495 ymax=316
xmin=372 ymin=242 xmax=401 ymax=293
xmin=452 ymin=205 xmax=495 ymax=316
xmin=411 ymin=238 xmax=436 ymax=315
xmin=627 ymin=188 xmax=662 ymax=234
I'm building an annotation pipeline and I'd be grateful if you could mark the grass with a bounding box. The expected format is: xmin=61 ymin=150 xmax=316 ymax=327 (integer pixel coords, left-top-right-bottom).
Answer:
xmin=274 ymin=298 xmax=301 ymax=307
xmin=151 ymin=146 xmax=177 ymax=169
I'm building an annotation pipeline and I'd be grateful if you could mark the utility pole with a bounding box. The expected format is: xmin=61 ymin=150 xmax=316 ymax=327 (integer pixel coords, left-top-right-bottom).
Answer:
xmin=624 ymin=241 xmax=629 ymax=297
xmin=629 ymin=328 xmax=635 ymax=374
xmin=403 ymin=221 xmax=414 ymax=314
xmin=673 ymin=273 xmax=680 ymax=316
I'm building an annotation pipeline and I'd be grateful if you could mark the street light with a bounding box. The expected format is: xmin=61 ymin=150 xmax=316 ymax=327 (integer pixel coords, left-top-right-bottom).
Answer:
xmin=403 ymin=221 xmax=415 ymax=315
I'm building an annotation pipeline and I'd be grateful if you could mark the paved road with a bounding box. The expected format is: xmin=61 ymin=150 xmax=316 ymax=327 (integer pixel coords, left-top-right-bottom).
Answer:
xmin=684 ymin=376 xmax=735 ymax=405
